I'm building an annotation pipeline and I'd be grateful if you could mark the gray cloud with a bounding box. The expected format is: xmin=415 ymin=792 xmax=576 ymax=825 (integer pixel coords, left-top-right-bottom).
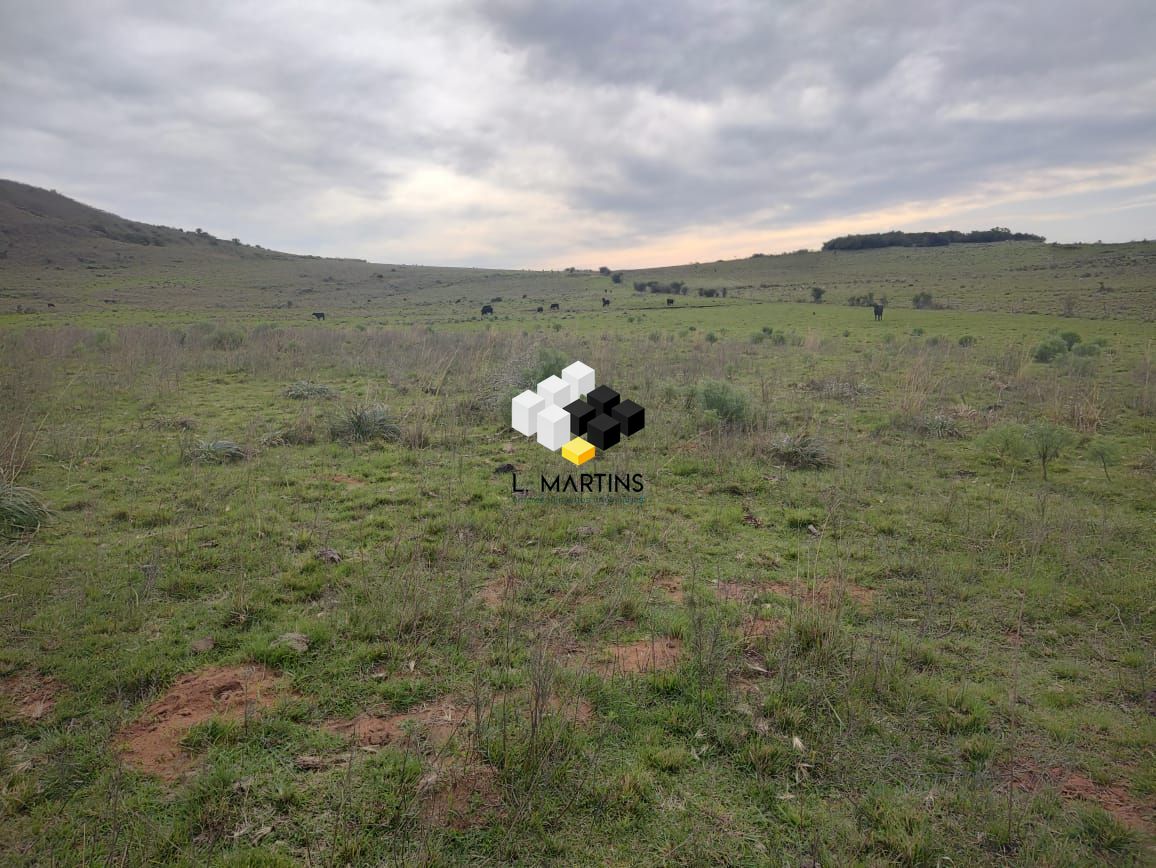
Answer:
xmin=1 ymin=0 xmax=1153 ymax=267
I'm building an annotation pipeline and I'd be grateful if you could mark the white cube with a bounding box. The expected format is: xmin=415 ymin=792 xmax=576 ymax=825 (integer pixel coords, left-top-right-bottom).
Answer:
xmin=537 ymin=374 xmax=574 ymax=407
xmin=562 ymin=361 xmax=595 ymax=398
xmin=536 ymin=404 xmax=571 ymax=451
xmin=511 ymin=389 xmax=545 ymax=436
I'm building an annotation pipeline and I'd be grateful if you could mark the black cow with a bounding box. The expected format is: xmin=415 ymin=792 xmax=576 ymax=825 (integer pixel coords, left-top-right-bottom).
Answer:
xmin=550 ymin=303 xmax=560 ymax=311
xmin=481 ymin=304 xmax=494 ymax=315
xmin=602 ymin=297 xmax=610 ymax=307
xmin=667 ymin=298 xmax=674 ymax=306
xmin=536 ymin=306 xmax=543 ymax=312
xmin=312 ymin=311 xmax=325 ymax=320
xmin=873 ymin=303 xmax=884 ymax=321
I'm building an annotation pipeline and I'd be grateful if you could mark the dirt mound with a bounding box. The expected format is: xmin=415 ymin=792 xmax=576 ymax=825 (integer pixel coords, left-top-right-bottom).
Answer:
xmin=1005 ymin=759 xmax=1154 ymax=832
xmin=420 ymin=761 xmax=503 ymax=830
xmin=597 ymin=637 xmax=682 ymax=675
xmin=325 ymin=699 xmax=472 ymax=749
xmin=479 ymin=575 xmax=516 ymax=609
xmin=116 ymin=665 xmax=285 ymax=779
xmin=0 ymin=672 xmax=61 ymax=721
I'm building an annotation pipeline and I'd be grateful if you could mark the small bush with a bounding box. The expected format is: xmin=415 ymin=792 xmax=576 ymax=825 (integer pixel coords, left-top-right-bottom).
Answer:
xmin=1033 ymin=336 xmax=1068 ymax=363
xmin=975 ymin=424 xmax=1028 ymax=467
xmin=283 ymin=381 xmax=338 ymax=400
xmin=1027 ymin=422 xmax=1075 ymax=481
xmin=912 ymin=291 xmax=934 ymax=309
xmin=1059 ymin=331 xmax=1082 ymax=349
xmin=769 ymin=433 xmax=831 ymax=469
xmin=697 ymin=380 xmax=750 ymax=427
xmin=185 ymin=439 xmax=248 ymax=464
xmin=0 ymin=481 xmax=51 ymax=537
xmin=329 ymin=405 xmax=401 ymax=443
xmin=958 ymin=335 xmax=976 ymax=347
xmin=208 ymin=327 xmax=245 ymax=351
xmin=1072 ymin=343 xmax=1101 ymax=357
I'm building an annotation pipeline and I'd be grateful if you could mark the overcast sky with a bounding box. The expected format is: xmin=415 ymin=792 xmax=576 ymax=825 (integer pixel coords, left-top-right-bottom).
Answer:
xmin=2 ymin=0 xmax=1154 ymax=268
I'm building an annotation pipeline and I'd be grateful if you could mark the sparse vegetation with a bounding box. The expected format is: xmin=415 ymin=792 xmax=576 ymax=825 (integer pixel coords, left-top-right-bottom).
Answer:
xmin=283 ymin=381 xmax=339 ymax=400
xmin=0 ymin=480 xmax=51 ymax=537
xmin=768 ymin=432 xmax=832 ymax=468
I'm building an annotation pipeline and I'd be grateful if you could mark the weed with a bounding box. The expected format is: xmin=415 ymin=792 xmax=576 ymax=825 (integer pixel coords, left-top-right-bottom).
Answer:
xmin=329 ymin=405 xmax=402 ymax=443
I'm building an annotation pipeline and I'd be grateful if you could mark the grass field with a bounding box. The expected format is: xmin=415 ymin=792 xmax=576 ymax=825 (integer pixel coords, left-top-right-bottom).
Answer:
xmin=1 ymin=240 xmax=1154 ymax=865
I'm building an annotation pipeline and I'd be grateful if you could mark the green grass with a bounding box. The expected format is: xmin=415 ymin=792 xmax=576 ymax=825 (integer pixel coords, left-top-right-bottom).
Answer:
xmin=0 ymin=244 xmax=1153 ymax=864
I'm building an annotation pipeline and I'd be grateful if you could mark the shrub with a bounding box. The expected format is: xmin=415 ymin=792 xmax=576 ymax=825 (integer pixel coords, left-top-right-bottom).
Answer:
xmin=705 ymin=332 xmax=718 ymax=344
xmin=329 ymin=405 xmax=401 ymax=443
xmin=912 ymin=291 xmax=934 ymax=309
xmin=0 ymin=480 xmax=51 ymax=537
xmin=769 ymin=433 xmax=832 ymax=469
xmin=1027 ymin=422 xmax=1075 ymax=481
xmin=1072 ymin=343 xmax=1101 ymax=357
xmin=1086 ymin=438 xmax=1121 ymax=480
xmin=697 ymin=380 xmax=750 ymax=426
xmin=283 ymin=381 xmax=339 ymax=400
xmin=208 ymin=327 xmax=245 ymax=351
xmin=1059 ymin=331 xmax=1082 ymax=349
xmin=1033 ymin=336 xmax=1068 ymax=363
xmin=958 ymin=335 xmax=976 ymax=347
xmin=185 ymin=439 xmax=248 ymax=464
xmin=810 ymin=287 xmax=825 ymax=303
xmin=519 ymin=347 xmax=569 ymax=391
xmin=975 ymin=424 xmax=1028 ymax=467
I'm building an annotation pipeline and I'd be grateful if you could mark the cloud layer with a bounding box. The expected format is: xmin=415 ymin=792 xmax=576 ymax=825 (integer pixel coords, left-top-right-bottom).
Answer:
xmin=2 ymin=0 xmax=1154 ymax=267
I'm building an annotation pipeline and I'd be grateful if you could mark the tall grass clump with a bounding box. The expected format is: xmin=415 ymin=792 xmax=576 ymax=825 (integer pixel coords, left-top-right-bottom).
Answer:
xmin=769 ymin=433 xmax=832 ymax=469
xmin=283 ymin=381 xmax=339 ymax=400
xmin=184 ymin=439 xmax=248 ymax=464
xmin=0 ymin=480 xmax=51 ymax=537
xmin=329 ymin=405 xmax=401 ymax=443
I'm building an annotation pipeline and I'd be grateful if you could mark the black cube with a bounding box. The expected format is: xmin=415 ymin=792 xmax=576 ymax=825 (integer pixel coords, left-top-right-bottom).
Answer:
xmin=585 ymin=413 xmax=621 ymax=450
xmin=564 ymin=399 xmax=596 ymax=436
xmin=587 ymin=385 xmax=620 ymax=415
xmin=611 ymin=399 xmax=645 ymax=436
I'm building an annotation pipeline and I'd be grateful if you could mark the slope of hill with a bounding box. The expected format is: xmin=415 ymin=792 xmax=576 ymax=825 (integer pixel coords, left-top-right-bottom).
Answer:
xmin=0 ymin=179 xmax=292 ymax=266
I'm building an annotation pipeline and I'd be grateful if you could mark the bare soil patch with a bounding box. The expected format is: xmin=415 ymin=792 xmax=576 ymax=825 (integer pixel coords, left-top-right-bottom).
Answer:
xmin=597 ymin=637 xmax=683 ymax=675
xmin=1005 ymin=759 xmax=1154 ymax=832
xmin=115 ymin=665 xmax=285 ymax=779
xmin=325 ymin=698 xmax=472 ymax=750
xmin=0 ymin=672 xmax=61 ymax=721
xmin=650 ymin=571 xmax=685 ymax=603
xmin=329 ymin=474 xmax=365 ymax=486
xmin=479 ymin=575 xmax=516 ymax=609
xmin=420 ymin=761 xmax=503 ymax=830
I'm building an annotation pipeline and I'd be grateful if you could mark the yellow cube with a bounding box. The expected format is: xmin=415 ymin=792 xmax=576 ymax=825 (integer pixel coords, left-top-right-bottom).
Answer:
xmin=561 ymin=437 xmax=595 ymax=466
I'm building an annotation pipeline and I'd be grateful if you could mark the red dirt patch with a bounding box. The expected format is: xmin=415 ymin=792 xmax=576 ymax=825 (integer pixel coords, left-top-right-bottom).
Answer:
xmin=597 ymin=637 xmax=683 ymax=675
xmin=329 ymin=474 xmax=365 ymax=486
xmin=651 ymin=572 xmax=685 ymax=603
xmin=0 ymin=672 xmax=61 ymax=721
xmin=1004 ymin=759 xmax=1154 ymax=832
xmin=115 ymin=665 xmax=285 ymax=779
xmin=325 ymin=699 xmax=472 ymax=750
xmin=420 ymin=761 xmax=503 ymax=830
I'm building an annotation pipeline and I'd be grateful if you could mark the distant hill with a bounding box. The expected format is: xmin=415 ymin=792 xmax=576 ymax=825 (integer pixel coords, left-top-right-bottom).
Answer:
xmin=0 ymin=179 xmax=294 ymax=266
xmin=821 ymin=228 xmax=1045 ymax=251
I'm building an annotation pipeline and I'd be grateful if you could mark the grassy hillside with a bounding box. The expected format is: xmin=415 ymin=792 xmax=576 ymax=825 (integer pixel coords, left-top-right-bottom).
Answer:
xmin=1 ymin=186 xmax=1154 ymax=865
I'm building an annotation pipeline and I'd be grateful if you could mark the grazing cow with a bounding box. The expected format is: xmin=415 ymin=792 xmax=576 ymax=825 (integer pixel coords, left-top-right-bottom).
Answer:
xmin=873 ymin=303 xmax=884 ymax=321
xmin=550 ymin=303 xmax=560 ymax=311
xmin=312 ymin=311 xmax=326 ymax=321
xmin=481 ymin=304 xmax=494 ymax=315
xmin=536 ymin=306 xmax=543 ymax=313
xmin=602 ymin=297 xmax=610 ymax=307
xmin=667 ymin=298 xmax=674 ymax=306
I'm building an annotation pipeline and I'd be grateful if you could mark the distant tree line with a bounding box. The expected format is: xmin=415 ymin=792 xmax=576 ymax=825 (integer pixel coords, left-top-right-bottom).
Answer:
xmin=821 ymin=227 xmax=1045 ymax=251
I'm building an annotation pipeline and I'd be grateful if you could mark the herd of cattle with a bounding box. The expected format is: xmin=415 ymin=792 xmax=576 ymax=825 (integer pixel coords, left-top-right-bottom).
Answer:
xmin=309 ymin=298 xmax=886 ymax=320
